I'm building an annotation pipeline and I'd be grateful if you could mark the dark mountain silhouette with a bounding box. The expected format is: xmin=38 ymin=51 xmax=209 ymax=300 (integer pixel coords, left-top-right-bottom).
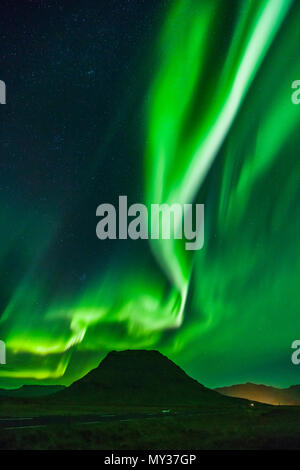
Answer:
xmin=215 ymin=383 xmax=300 ymax=406
xmin=54 ymin=350 xmax=239 ymax=407
xmin=0 ymin=385 xmax=65 ymax=398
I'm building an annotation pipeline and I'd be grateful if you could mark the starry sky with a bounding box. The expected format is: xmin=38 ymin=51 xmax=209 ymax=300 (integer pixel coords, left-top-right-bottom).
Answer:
xmin=0 ymin=0 xmax=300 ymax=390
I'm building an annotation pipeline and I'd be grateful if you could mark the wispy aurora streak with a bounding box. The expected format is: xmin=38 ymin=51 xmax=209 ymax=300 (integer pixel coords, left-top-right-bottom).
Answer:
xmin=146 ymin=0 xmax=293 ymax=325
xmin=0 ymin=0 xmax=299 ymax=387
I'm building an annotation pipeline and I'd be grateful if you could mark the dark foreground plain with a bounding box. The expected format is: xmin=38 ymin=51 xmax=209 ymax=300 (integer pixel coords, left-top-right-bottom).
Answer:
xmin=1 ymin=404 xmax=300 ymax=450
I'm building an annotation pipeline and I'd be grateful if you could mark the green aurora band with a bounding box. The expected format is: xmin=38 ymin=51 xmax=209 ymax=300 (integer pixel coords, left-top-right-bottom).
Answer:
xmin=0 ymin=0 xmax=300 ymax=388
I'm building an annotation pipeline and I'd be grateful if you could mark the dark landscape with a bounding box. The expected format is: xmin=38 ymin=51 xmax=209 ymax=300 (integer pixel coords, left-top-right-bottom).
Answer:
xmin=1 ymin=350 xmax=300 ymax=450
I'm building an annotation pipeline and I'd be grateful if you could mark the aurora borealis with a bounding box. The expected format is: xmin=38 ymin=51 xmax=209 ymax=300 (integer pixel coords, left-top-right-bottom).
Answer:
xmin=0 ymin=0 xmax=300 ymax=389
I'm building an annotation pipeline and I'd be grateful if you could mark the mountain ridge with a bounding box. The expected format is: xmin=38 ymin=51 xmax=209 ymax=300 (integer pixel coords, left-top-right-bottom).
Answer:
xmin=53 ymin=349 xmax=238 ymax=407
xmin=0 ymin=385 xmax=65 ymax=397
xmin=215 ymin=382 xmax=300 ymax=406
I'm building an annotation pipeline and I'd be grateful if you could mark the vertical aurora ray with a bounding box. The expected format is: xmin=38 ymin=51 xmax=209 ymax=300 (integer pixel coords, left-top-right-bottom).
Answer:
xmin=145 ymin=0 xmax=294 ymax=330
xmin=0 ymin=0 xmax=299 ymax=388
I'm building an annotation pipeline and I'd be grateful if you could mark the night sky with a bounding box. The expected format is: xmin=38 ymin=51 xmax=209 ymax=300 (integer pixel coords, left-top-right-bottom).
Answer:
xmin=0 ymin=0 xmax=300 ymax=390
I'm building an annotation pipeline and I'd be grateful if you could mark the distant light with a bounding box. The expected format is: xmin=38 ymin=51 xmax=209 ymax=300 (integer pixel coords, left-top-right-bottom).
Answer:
xmin=250 ymin=403 xmax=255 ymax=407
